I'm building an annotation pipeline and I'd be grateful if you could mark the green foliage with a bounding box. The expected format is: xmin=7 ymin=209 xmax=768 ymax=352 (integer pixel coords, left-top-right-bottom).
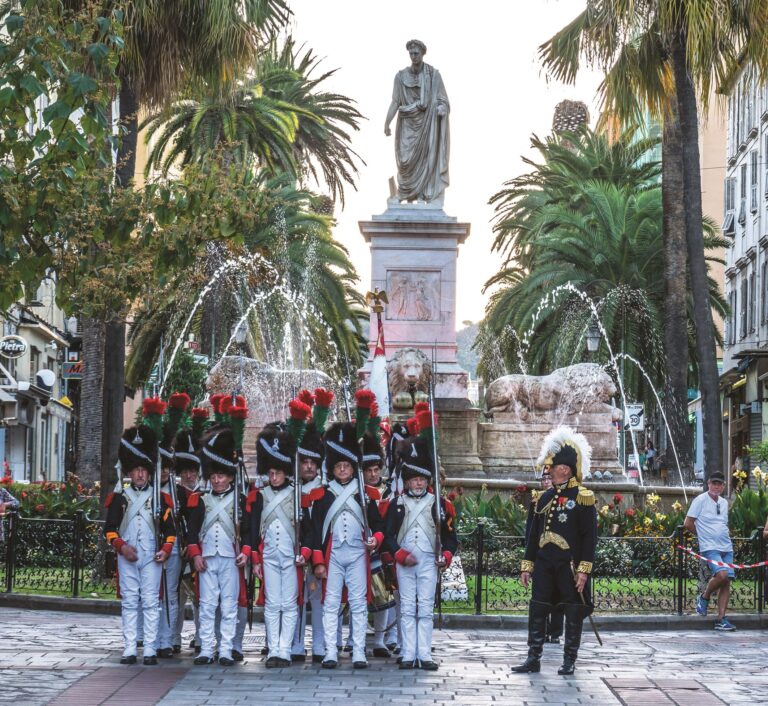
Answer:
xmin=480 ymin=127 xmax=726 ymax=402
xmin=729 ymin=471 xmax=768 ymax=537
xmin=452 ymin=487 xmax=529 ymax=536
xmin=0 ymin=475 xmax=100 ymax=519
xmin=0 ymin=1 xmax=123 ymax=309
xmin=161 ymin=348 xmax=208 ymax=406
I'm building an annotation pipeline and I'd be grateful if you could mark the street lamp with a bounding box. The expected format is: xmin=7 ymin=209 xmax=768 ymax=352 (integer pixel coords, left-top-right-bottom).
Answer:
xmin=586 ymin=320 xmax=601 ymax=354
xmin=232 ymin=322 xmax=247 ymax=346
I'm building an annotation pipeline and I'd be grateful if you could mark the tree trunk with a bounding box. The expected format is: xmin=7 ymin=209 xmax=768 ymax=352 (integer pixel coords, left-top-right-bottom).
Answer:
xmin=671 ymin=33 xmax=723 ymax=481
xmin=90 ymin=80 xmax=139 ymax=498
xmin=77 ymin=317 xmax=106 ymax=486
xmin=661 ymin=96 xmax=694 ymax=480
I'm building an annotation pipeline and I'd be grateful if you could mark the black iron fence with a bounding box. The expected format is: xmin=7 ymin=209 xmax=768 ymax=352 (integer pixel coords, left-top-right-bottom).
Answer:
xmin=444 ymin=524 xmax=767 ymax=615
xmin=1 ymin=512 xmax=766 ymax=615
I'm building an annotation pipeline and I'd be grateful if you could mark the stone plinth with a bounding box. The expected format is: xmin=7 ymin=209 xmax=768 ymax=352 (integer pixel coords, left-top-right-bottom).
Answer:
xmin=359 ymin=203 xmax=470 ymax=403
xmin=478 ymin=411 xmax=623 ymax=482
xmin=432 ymin=406 xmax=483 ymax=476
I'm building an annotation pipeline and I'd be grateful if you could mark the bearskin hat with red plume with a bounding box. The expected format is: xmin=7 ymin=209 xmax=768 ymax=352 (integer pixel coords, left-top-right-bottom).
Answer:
xmin=200 ymin=430 xmax=238 ymax=479
xmin=119 ymin=425 xmax=158 ymax=475
xmin=361 ymin=431 xmax=384 ymax=471
xmin=256 ymin=427 xmax=296 ymax=475
xmin=324 ymin=421 xmax=360 ymax=475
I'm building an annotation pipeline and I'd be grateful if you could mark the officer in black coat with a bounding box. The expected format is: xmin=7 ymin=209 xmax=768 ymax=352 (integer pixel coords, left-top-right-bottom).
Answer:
xmin=513 ymin=427 xmax=597 ymax=676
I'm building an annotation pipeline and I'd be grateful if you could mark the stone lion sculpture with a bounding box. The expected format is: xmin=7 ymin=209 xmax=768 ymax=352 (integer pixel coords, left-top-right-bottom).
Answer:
xmin=484 ymin=363 xmax=622 ymax=421
xmin=387 ymin=347 xmax=433 ymax=409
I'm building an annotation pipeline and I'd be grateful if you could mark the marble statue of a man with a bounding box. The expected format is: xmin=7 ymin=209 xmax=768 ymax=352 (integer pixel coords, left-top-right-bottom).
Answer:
xmin=384 ymin=39 xmax=450 ymax=204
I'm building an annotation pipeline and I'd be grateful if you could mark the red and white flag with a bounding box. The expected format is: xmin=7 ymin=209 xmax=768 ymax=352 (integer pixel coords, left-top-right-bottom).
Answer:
xmin=369 ymin=315 xmax=390 ymax=419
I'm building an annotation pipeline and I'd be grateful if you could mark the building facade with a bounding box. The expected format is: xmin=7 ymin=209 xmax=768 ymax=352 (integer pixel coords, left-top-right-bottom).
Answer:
xmin=721 ymin=67 xmax=768 ymax=485
xmin=0 ymin=281 xmax=78 ymax=482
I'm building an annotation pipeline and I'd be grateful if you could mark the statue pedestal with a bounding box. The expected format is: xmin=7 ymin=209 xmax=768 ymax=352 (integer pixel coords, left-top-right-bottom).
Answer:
xmin=478 ymin=411 xmax=624 ymax=481
xmin=358 ymin=203 xmax=471 ymax=404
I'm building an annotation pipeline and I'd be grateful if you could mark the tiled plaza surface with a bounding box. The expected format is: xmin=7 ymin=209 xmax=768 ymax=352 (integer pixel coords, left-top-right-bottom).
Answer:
xmin=0 ymin=607 xmax=766 ymax=705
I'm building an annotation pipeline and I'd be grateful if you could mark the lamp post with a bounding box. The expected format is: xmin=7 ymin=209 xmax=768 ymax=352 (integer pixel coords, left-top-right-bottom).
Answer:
xmin=586 ymin=321 xmax=600 ymax=355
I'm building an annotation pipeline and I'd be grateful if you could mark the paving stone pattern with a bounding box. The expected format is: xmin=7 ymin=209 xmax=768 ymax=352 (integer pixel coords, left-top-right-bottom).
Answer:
xmin=0 ymin=608 xmax=765 ymax=705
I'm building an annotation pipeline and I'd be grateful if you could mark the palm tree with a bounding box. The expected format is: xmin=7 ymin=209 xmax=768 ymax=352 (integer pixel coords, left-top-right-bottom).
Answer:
xmin=78 ymin=1 xmax=290 ymax=490
xmin=538 ymin=1 xmax=768 ymax=479
xmin=482 ymin=178 xmax=726 ymax=407
xmin=140 ymin=36 xmax=364 ymax=206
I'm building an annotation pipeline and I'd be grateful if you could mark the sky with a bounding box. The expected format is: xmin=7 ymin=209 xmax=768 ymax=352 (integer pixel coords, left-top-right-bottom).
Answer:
xmin=289 ymin=0 xmax=604 ymax=325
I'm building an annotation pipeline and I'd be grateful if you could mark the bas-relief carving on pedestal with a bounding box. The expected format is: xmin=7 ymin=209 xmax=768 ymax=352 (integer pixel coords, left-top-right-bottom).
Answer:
xmin=386 ymin=270 xmax=440 ymax=322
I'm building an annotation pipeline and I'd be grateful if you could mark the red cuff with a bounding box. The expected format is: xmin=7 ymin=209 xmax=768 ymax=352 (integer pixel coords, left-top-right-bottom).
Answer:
xmin=251 ymin=551 xmax=262 ymax=565
xmin=301 ymin=546 xmax=311 ymax=561
xmin=186 ymin=544 xmax=202 ymax=559
xmin=112 ymin=538 xmax=126 ymax=553
xmin=442 ymin=551 xmax=453 ymax=568
xmin=312 ymin=549 xmax=325 ymax=566
xmin=161 ymin=542 xmax=173 ymax=555
xmin=395 ymin=548 xmax=411 ymax=565
xmin=241 ymin=545 xmax=252 ymax=558
xmin=372 ymin=531 xmax=384 ymax=548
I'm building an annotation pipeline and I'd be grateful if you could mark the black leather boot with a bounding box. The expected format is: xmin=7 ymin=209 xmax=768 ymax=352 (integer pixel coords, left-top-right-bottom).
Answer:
xmin=512 ymin=602 xmax=549 ymax=673
xmin=558 ymin=604 xmax=584 ymax=675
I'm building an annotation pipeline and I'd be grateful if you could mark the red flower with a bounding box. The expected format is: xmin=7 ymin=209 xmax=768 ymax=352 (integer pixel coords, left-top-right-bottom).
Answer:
xmin=558 ymin=496 xmax=567 ymax=506
xmin=613 ymin=493 xmax=624 ymax=505
xmin=447 ymin=490 xmax=457 ymax=501
xmin=21 ymin=491 xmax=27 ymax=499
xmin=516 ymin=484 xmax=528 ymax=493
xmin=625 ymin=508 xmax=636 ymax=517
xmin=34 ymin=503 xmax=45 ymax=512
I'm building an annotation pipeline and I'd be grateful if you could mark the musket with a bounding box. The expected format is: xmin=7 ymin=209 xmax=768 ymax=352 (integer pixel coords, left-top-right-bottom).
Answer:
xmin=294 ymin=449 xmax=303 ymax=562
xmin=231 ymin=391 xmax=243 ymax=558
xmin=153 ymin=455 xmax=171 ymax=627
xmin=429 ymin=343 xmax=444 ymax=629
xmin=339 ymin=342 xmax=353 ymax=422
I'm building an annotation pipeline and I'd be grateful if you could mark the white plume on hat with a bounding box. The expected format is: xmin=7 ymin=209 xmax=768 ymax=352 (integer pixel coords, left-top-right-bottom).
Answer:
xmin=536 ymin=425 xmax=592 ymax=481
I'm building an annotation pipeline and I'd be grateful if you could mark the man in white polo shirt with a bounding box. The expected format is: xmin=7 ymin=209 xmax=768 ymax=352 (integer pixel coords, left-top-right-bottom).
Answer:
xmin=683 ymin=471 xmax=735 ymax=631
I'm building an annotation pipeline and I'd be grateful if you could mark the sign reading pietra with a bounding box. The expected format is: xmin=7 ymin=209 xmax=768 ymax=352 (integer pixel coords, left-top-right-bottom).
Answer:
xmin=0 ymin=335 xmax=27 ymax=359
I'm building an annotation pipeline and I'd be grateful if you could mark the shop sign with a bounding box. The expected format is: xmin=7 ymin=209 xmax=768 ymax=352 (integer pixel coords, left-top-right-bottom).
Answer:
xmin=0 ymin=335 xmax=27 ymax=359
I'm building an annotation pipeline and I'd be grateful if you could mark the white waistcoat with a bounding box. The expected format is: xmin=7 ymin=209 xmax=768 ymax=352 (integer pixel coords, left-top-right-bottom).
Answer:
xmin=398 ymin=494 xmax=436 ymax=554
xmin=119 ymin=486 xmax=155 ymax=551
xmin=260 ymin=485 xmax=295 ymax=556
xmin=201 ymin=492 xmax=236 ymax=558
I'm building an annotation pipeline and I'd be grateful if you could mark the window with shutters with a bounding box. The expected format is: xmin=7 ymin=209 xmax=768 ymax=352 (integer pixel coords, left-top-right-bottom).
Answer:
xmin=751 ymin=150 xmax=759 ymax=212
xmin=739 ymin=163 xmax=748 ymax=224
xmin=741 ymin=277 xmax=748 ymax=338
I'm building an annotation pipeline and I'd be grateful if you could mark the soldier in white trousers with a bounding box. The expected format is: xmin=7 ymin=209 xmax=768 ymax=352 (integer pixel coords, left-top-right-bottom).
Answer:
xmin=361 ymin=432 xmax=396 ymax=658
xmin=250 ymin=428 xmax=310 ymax=667
xmin=105 ymin=426 xmax=176 ymax=665
xmin=186 ymin=430 xmax=252 ymax=666
xmin=290 ymin=423 xmax=326 ymax=663
xmin=384 ymin=437 xmax=457 ymax=671
xmin=310 ymin=422 xmax=384 ymax=670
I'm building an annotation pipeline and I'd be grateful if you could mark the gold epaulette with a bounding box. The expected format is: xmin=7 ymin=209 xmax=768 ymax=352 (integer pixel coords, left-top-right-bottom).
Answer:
xmin=577 ymin=486 xmax=595 ymax=506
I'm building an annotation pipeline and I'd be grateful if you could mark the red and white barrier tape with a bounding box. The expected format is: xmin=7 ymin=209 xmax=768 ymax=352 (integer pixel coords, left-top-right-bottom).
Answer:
xmin=676 ymin=544 xmax=768 ymax=569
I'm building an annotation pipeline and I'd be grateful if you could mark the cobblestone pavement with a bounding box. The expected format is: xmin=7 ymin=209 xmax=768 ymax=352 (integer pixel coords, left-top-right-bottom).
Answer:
xmin=0 ymin=607 xmax=766 ymax=705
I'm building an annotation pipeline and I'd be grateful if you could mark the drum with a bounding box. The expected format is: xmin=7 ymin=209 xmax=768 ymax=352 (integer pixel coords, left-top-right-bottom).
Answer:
xmin=369 ymin=556 xmax=395 ymax=612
